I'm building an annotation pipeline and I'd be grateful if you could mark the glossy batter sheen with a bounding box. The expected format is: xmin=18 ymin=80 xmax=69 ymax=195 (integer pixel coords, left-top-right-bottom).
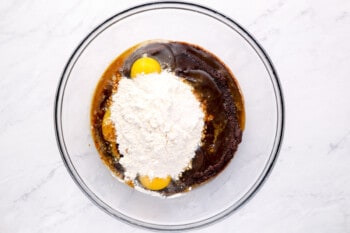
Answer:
xmin=91 ymin=41 xmax=245 ymax=196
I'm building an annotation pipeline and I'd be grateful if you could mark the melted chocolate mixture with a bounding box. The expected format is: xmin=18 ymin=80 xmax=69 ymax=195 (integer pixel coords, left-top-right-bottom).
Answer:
xmin=91 ymin=41 xmax=244 ymax=195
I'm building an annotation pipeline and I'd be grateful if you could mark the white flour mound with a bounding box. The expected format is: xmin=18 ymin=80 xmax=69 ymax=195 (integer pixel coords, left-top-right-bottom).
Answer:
xmin=110 ymin=71 xmax=204 ymax=180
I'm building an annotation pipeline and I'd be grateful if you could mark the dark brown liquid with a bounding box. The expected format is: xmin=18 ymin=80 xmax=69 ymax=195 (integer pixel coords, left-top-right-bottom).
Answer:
xmin=91 ymin=41 xmax=244 ymax=195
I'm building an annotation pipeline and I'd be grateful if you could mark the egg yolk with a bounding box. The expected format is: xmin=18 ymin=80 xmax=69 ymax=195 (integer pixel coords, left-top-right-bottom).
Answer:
xmin=101 ymin=108 xmax=115 ymax=142
xmin=139 ymin=175 xmax=171 ymax=191
xmin=130 ymin=57 xmax=161 ymax=78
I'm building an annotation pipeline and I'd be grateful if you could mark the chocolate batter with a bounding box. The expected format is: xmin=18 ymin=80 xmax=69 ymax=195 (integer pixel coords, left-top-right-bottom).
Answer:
xmin=91 ymin=41 xmax=244 ymax=196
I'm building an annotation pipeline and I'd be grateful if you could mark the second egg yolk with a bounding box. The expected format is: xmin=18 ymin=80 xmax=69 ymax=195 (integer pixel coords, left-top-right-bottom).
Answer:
xmin=139 ymin=175 xmax=171 ymax=191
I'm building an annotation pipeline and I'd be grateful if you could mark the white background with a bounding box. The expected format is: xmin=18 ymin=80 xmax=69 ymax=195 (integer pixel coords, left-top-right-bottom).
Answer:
xmin=1 ymin=0 xmax=350 ymax=232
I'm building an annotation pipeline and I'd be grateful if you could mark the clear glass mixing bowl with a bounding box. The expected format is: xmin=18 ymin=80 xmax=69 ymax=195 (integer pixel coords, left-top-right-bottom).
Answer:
xmin=55 ymin=2 xmax=284 ymax=230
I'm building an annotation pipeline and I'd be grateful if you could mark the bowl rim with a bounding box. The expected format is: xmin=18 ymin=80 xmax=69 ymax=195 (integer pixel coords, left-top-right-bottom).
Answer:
xmin=54 ymin=1 xmax=285 ymax=231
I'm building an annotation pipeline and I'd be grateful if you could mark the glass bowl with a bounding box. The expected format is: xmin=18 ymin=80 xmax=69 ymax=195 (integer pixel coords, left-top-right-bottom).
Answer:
xmin=54 ymin=2 xmax=284 ymax=231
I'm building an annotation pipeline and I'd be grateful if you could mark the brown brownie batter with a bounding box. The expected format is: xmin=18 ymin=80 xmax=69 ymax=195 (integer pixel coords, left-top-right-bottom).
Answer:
xmin=91 ymin=41 xmax=244 ymax=196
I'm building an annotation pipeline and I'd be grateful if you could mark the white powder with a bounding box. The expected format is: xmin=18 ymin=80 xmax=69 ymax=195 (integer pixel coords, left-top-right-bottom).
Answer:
xmin=110 ymin=71 xmax=204 ymax=180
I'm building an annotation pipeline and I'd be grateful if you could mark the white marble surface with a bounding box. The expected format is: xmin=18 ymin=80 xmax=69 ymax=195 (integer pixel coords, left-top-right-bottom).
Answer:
xmin=1 ymin=0 xmax=350 ymax=232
